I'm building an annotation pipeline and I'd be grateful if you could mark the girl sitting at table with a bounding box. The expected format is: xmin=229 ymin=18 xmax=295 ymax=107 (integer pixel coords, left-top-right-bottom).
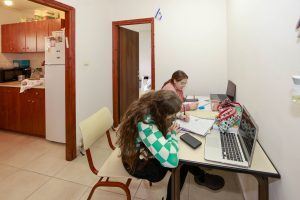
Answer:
xmin=161 ymin=70 xmax=225 ymax=190
xmin=117 ymin=90 xmax=223 ymax=200
xmin=162 ymin=70 xmax=199 ymax=111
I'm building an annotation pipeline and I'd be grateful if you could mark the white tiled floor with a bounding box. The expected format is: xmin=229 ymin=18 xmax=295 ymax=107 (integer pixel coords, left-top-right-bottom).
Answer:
xmin=0 ymin=130 xmax=245 ymax=200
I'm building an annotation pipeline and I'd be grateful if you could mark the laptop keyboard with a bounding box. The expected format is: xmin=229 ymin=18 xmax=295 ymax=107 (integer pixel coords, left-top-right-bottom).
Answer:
xmin=220 ymin=132 xmax=243 ymax=162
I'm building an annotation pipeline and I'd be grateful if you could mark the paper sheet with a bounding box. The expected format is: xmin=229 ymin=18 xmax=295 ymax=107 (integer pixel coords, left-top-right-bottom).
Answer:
xmin=186 ymin=96 xmax=210 ymax=101
xmin=20 ymin=79 xmax=44 ymax=93
xmin=186 ymin=110 xmax=218 ymax=120
xmin=176 ymin=116 xmax=215 ymax=136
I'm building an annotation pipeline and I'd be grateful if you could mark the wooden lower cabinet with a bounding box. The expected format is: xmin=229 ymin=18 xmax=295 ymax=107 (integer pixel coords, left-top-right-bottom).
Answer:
xmin=0 ymin=87 xmax=19 ymax=131
xmin=0 ymin=87 xmax=45 ymax=137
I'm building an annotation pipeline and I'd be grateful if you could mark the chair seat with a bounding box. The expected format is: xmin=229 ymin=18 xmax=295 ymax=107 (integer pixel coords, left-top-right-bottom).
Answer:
xmin=98 ymin=148 xmax=137 ymax=179
xmin=97 ymin=148 xmax=168 ymax=199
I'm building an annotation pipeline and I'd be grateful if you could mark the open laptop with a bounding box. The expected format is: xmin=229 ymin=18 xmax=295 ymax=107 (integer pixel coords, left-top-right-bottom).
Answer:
xmin=205 ymin=106 xmax=258 ymax=167
xmin=210 ymin=80 xmax=236 ymax=101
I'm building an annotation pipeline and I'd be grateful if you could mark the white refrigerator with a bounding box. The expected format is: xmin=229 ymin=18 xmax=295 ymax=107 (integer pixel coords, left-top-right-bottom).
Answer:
xmin=45 ymin=31 xmax=66 ymax=143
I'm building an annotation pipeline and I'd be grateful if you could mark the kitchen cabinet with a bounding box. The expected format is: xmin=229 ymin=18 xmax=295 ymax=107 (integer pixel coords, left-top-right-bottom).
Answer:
xmin=48 ymin=19 xmax=65 ymax=34
xmin=0 ymin=87 xmax=8 ymax=129
xmin=10 ymin=23 xmax=26 ymax=53
xmin=36 ymin=20 xmax=49 ymax=52
xmin=0 ymin=87 xmax=19 ymax=131
xmin=1 ymin=23 xmax=26 ymax=53
xmin=19 ymin=89 xmax=45 ymax=136
xmin=25 ymin=22 xmax=37 ymax=52
xmin=1 ymin=19 xmax=65 ymax=53
xmin=0 ymin=87 xmax=45 ymax=137
xmin=1 ymin=24 xmax=11 ymax=52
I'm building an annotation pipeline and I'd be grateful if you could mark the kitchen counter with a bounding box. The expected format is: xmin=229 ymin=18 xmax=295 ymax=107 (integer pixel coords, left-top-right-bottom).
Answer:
xmin=0 ymin=81 xmax=45 ymax=89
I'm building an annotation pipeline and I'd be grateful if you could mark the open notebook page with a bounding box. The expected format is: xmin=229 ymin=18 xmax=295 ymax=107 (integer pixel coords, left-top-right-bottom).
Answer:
xmin=176 ymin=116 xmax=215 ymax=136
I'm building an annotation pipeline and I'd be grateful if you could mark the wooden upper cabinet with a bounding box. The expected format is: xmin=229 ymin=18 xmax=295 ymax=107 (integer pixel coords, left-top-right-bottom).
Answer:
xmin=36 ymin=20 xmax=48 ymax=52
xmin=48 ymin=19 xmax=64 ymax=35
xmin=11 ymin=23 xmax=26 ymax=53
xmin=25 ymin=22 xmax=37 ymax=52
xmin=1 ymin=19 xmax=65 ymax=53
xmin=2 ymin=23 xmax=26 ymax=53
xmin=1 ymin=24 xmax=11 ymax=52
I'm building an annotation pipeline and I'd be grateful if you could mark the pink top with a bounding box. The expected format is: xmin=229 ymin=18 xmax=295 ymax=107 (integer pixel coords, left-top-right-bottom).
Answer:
xmin=162 ymin=82 xmax=191 ymax=111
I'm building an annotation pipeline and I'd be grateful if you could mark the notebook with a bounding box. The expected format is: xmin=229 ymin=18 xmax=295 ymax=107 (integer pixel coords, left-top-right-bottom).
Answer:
xmin=176 ymin=116 xmax=215 ymax=136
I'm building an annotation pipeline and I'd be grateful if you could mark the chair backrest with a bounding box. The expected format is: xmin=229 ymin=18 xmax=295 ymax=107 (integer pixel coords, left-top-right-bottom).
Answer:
xmin=79 ymin=107 xmax=113 ymax=150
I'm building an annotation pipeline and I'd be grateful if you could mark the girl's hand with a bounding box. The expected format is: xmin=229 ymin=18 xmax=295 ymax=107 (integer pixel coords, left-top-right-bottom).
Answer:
xmin=189 ymin=102 xmax=199 ymax=110
xmin=169 ymin=123 xmax=180 ymax=134
xmin=180 ymin=114 xmax=190 ymax=122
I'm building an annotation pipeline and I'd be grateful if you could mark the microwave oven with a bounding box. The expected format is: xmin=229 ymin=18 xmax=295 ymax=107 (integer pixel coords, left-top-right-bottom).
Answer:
xmin=0 ymin=68 xmax=30 ymax=83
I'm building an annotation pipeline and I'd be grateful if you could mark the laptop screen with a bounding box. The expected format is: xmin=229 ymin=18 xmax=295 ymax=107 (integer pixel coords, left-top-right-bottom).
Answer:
xmin=238 ymin=108 xmax=257 ymax=162
xmin=226 ymin=80 xmax=236 ymax=101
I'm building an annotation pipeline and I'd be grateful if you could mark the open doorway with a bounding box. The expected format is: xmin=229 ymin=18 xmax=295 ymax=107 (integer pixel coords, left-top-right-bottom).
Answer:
xmin=2 ymin=0 xmax=77 ymax=160
xmin=112 ymin=18 xmax=155 ymax=126
xmin=122 ymin=24 xmax=152 ymax=97
xmin=0 ymin=0 xmax=76 ymax=162
xmin=29 ymin=0 xmax=76 ymax=161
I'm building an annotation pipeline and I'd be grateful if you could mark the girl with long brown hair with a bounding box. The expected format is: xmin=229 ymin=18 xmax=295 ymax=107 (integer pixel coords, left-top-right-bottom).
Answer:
xmin=117 ymin=90 xmax=189 ymax=199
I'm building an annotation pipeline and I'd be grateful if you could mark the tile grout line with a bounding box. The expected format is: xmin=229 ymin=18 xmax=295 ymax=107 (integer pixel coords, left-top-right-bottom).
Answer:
xmin=1 ymin=162 xmax=95 ymax=188
xmin=97 ymin=178 xmax=142 ymax=198
xmin=77 ymin=186 xmax=90 ymax=200
xmin=132 ymin=179 xmax=143 ymax=199
xmin=24 ymin=175 xmax=52 ymax=200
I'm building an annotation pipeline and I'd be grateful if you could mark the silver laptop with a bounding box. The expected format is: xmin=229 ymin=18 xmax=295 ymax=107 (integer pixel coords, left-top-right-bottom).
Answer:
xmin=205 ymin=106 xmax=258 ymax=167
xmin=210 ymin=80 xmax=236 ymax=102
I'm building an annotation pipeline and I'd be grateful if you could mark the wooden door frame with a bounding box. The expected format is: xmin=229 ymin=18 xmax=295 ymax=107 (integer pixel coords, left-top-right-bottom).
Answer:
xmin=112 ymin=18 xmax=155 ymax=127
xmin=29 ymin=0 xmax=76 ymax=161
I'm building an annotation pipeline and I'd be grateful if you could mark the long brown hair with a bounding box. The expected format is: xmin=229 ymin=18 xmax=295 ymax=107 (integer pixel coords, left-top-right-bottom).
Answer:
xmin=162 ymin=70 xmax=188 ymax=88
xmin=117 ymin=90 xmax=182 ymax=170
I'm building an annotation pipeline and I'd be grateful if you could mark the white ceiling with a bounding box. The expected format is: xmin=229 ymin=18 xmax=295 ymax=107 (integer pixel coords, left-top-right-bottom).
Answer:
xmin=0 ymin=0 xmax=57 ymax=11
xmin=122 ymin=24 xmax=151 ymax=32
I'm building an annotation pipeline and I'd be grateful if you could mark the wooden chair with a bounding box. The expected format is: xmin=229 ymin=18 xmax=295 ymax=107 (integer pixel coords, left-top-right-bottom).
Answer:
xmin=79 ymin=107 xmax=167 ymax=200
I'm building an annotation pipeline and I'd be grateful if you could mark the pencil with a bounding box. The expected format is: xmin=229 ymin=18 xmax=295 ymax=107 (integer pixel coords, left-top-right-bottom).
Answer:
xmin=183 ymin=105 xmax=186 ymax=115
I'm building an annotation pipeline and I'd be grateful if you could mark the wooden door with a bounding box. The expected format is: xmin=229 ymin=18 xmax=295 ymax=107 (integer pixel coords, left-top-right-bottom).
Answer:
xmin=19 ymin=92 xmax=31 ymax=134
xmin=36 ymin=20 xmax=49 ymax=52
xmin=0 ymin=87 xmax=18 ymax=131
xmin=31 ymin=89 xmax=45 ymax=136
xmin=6 ymin=88 xmax=19 ymax=131
xmin=119 ymin=27 xmax=139 ymax=120
xmin=11 ymin=23 xmax=26 ymax=53
xmin=0 ymin=88 xmax=5 ymax=128
xmin=1 ymin=24 xmax=11 ymax=52
xmin=25 ymin=22 xmax=37 ymax=52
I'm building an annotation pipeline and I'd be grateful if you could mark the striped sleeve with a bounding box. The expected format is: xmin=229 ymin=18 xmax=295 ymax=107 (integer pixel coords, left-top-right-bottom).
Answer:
xmin=137 ymin=122 xmax=179 ymax=168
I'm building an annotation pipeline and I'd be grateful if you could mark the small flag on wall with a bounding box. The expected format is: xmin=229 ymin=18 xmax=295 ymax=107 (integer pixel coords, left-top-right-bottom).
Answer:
xmin=155 ymin=8 xmax=162 ymax=21
xmin=296 ymin=17 xmax=300 ymax=39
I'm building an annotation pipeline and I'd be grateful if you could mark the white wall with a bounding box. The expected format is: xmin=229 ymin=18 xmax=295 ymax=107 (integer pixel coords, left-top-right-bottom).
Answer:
xmin=110 ymin=0 xmax=228 ymax=95
xmin=139 ymin=30 xmax=151 ymax=79
xmin=56 ymin=0 xmax=228 ymax=146
xmin=227 ymin=0 xmax=300 ymax=200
